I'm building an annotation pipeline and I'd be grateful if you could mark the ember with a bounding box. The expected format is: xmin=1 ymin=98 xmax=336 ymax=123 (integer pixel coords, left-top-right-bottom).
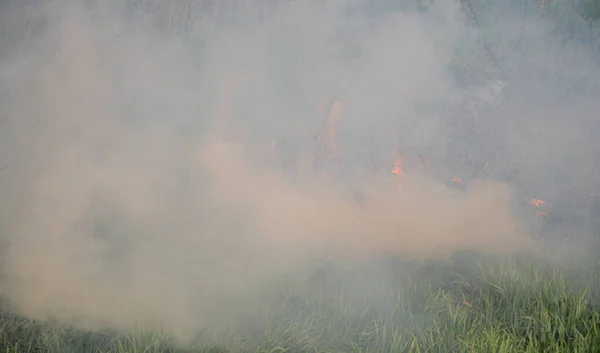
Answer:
xmin=391 ymin=152 xmax=404 ymax=194
xmin=529 ymin=198 xmax=548 ymax=208
xmin=450 ymin=177 xmax=463 ymax=184
xmin=529 ymin=198 xmax=549 ymax=220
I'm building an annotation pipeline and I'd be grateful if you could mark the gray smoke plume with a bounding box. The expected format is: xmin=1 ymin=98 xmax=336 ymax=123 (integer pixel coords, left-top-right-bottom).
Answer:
xmin=0 ymin=0 xmax=597 ymax=340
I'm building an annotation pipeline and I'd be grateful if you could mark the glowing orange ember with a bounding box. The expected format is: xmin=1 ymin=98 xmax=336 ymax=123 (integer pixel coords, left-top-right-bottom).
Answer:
xmin=529 ymin=198 xmax=549 ymax=220
xmin=392 ymin=152 xmax=404 ymax=193
xmin=529 ymin=198 xmax=547 ymax=208
xmin=392 ymin=157 xmax=403 ymax=175
xmin=450 ymin=177 xmax=463 ymax=184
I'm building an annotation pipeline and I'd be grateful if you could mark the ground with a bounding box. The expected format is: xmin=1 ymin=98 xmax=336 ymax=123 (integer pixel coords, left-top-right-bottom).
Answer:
xmin=0 ymin=248 xmax=599 ymax=353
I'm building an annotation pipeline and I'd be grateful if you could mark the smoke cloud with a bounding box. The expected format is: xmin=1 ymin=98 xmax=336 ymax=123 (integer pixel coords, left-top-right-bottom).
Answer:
xmin=0 ymin=0 xmax=597 ymax=340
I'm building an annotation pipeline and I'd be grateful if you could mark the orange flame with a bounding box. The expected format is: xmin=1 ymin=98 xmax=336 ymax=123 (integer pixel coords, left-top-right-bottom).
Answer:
xmin=392 ymin=152 xmax=404 ymax=193
xmin=450 ymin=177 xmax=463 ymax=184
xmin=529 ymin=198 xmax=547 ymax=208
xmin=392 ymin=157 xmax=404 ymax=175
xmin=529 ymin=198 xmax=548 ymax=220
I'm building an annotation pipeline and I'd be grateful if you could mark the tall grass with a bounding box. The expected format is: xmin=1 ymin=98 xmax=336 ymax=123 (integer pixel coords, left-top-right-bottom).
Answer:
xmin=0 ymin=251 xmax=599 ymax=352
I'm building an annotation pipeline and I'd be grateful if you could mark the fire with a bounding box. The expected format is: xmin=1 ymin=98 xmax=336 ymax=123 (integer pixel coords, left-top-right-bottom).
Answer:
xmin=529 ymin=198 xmax=547 ymax=208
xmin=529 ymin=198 xmax=549 ymax=220
xmin=450 ymin=177 xmax=463 ymax=184
xmin=392 ymin=156 xmax=404 ymax=176
xmin=392 ymin=152 xmax=404 ymax=193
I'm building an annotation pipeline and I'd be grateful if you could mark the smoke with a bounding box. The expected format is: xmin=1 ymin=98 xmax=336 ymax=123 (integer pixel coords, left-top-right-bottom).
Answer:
xmin=0 ymin=0 xmax=597 ymax=341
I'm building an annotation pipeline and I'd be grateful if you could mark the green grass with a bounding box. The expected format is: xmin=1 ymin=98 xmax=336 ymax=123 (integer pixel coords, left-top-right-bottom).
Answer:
xmin=1 ymin=251 xmax=600 ymax=352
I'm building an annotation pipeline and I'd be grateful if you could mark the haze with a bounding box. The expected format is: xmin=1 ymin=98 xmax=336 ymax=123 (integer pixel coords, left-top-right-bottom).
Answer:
xmin=0 ymin=0 xmax=598 ymax=341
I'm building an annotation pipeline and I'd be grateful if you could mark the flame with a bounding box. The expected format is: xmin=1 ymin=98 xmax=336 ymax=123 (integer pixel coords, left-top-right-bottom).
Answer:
xmin=392 ymin=157 xmax=403 ymax=175
xmin=529 ymin=198 xmax=547 ymax=208
xmin=529 ymin=198 xmax=548 ymax=220
xmin=450 ymin=177 xmax=463 ymax=184
xmin=392 ymin=152 xmax=404 ymax=193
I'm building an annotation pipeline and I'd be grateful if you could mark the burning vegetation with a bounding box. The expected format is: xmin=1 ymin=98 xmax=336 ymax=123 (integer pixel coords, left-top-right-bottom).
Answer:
xmin=2 ymin=0 xmax=600 ymax=352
